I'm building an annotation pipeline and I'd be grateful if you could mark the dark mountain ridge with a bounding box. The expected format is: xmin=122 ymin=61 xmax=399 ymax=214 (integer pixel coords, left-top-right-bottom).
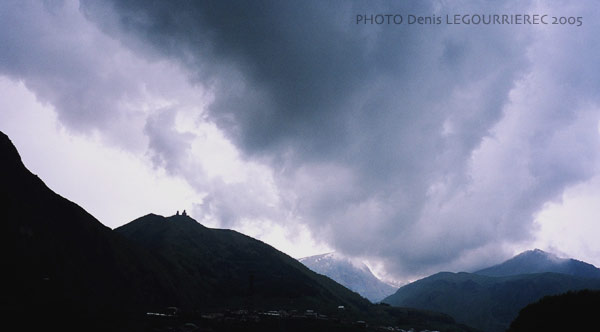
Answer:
xmin=0 ymin=130 xmax=369 ymax=318
xmin=115 ymin=213 xmax=372 ymax=313
xmin=1 ymin=131 xmax=478 ymax=331
xmin=1 ymin=132 xmax=181 ymax=330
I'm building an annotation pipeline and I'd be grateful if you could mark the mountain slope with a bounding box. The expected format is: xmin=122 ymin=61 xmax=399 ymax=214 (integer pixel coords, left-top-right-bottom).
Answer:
xmin=116 ymin=214 xmax=481 ymax=331
xmin=383 ymin=271 xmax=600 ymax=332
xmin=475 ymin=248 xmax=600 ymax=278
xmin=299 ymin=253 xmax=397 ymax=302
xmin=0 ymin=131 xmax=180 ymax=330
xmin=0 ymin=130 xmax=370 ymax=318
xmin=115 ymin=214 xmax=373 ymax=314
xmin=1 ymin=130 xmax=479 ymax=331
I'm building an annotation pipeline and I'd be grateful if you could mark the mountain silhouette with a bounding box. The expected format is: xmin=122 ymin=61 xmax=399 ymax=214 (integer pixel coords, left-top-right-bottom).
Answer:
xmin=383 ymin=250 xmax=600 ymax=332
xmin=1 ymin=130 xmax=479 ymax=331
xmin=475 ymin=248 xmax=600 ymax=278
xmin=0 ymin=131 xmax=179 ymax=330
xmin=0 ymin=130 xmax=371 ymax=327
xmin=115 ymin=213 xmax=372 ymax=313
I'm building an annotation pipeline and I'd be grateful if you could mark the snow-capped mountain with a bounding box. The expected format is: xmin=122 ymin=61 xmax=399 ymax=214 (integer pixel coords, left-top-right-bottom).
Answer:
xmin=299 ymin=252 xmax=397 ymax=302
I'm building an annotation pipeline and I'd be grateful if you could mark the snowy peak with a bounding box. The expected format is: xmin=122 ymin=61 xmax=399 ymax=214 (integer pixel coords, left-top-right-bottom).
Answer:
xmin=475 ymin=249 xmax=600 ymax=278
xmin=299 ymin=253 xmax=397 ymax=302
xmin=302 ymin=252 xmax=371 ymax=274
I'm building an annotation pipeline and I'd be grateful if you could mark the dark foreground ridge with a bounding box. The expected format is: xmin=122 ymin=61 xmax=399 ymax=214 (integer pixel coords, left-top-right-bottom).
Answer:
xmin=1 ymin=131 xmax=180 ymax=330
xmin=0 ymin=131 xmax=477 ymax=332
xmin=508 ymin=289 xmax=600 ymax=332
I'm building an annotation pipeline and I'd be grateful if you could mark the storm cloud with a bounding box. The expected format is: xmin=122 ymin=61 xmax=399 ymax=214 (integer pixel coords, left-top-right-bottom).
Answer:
xmin=2 ymin=0 xmax=599 ymax=280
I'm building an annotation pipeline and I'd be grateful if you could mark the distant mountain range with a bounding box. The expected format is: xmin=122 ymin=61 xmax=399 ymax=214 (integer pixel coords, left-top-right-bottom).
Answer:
xmin=299 ymin=253 xmax=397 ymax=302
xmin=475 ymin=248 xmax=600 ymax=278
xmin=0 ymin=130 xmax=476 ymax=332
xmin=383 ymin=249 xmax=600 ymax=332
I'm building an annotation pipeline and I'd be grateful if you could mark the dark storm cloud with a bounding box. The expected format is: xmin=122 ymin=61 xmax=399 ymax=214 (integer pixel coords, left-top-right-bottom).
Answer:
xmin=82 ymin=1 xmax=437 ymax=158
xmin=79 ymin=0 xmax=538 ymax=275
xmin=81 ymin=1 xmax=529 ymax=176
xmin=21 ymin=0 xmax=600 ymax=278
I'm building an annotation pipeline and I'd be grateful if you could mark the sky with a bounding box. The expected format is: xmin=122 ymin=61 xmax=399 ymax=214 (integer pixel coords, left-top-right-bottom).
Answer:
xmin=1 ymin=0 xmax=600 ymax=284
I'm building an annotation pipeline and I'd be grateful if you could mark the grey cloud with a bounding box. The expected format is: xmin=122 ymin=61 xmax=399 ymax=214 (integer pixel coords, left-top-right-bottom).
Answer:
xmin=144 ymin=110 xmax=195 ymax=174
xmin=64 ymin=0 xmax=600 ymax=278
xmin=193 ymin=179 xmax=279 ymax=228
xmin=1 ymin=1 xmax=130 ymax=134
xmin=0 ymin=0 xmax=203 ymax=154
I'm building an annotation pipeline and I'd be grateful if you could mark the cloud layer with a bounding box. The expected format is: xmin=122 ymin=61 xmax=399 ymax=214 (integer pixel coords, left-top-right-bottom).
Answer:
xmin=2 ymin=0 xmax=599 ymax=280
